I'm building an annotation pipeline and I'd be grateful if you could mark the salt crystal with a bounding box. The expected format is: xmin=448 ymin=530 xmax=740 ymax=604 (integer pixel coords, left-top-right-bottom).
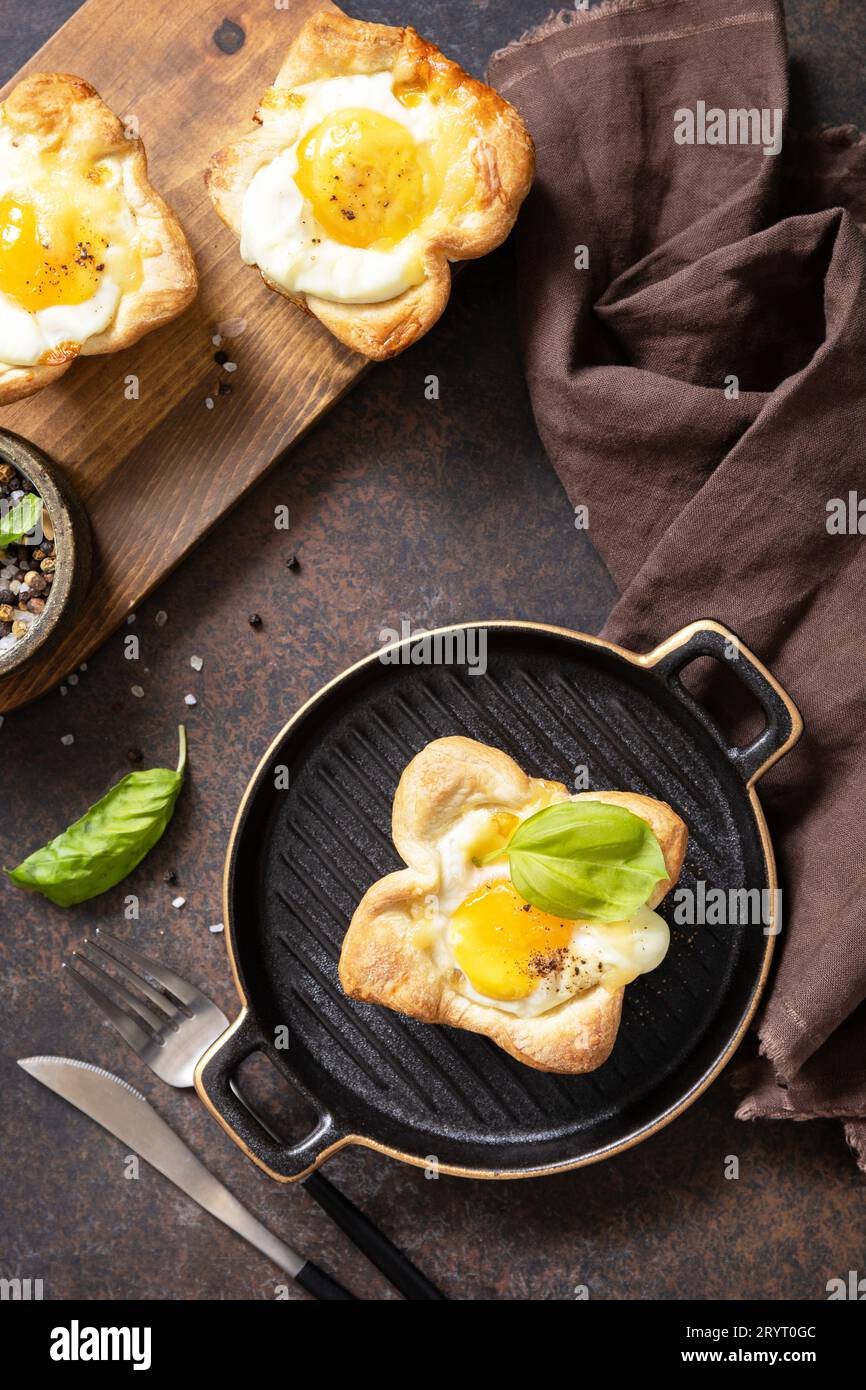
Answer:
xmin=61 ymin=734 xmax=74 ymax=746
xmin=211 ymin=334 xmax=222 ymax=347
xmin=60 ymin=685 xmax=68 ymax=696
xmin=208 ymin=923 xmax=224 ymax=934
xmin=184 ymin=693 xmax=197 ymax=706
xmin=67 ymin=673 xmax=79 ymax=686
xmin=190 ymin=655 xmax=203 ymax=672
xmin=131 ymin=685 xmax=145 ymax=698
xmin=205 ymin=397 xmax=214 ymax=410
xmin=217 ymin=317 xmax=247 ymax=338
xmin=172 ymin=896 xmax=186 ymax=909
xmin=155 ymin=610 xmax=168 ymax=628
xmin=79 ymin=662 xmax=87 ymax=672
xmin=127 ymin=613 xmax=136 ymax=625
xmin=223 ymin=361 xmax=237 ymax=373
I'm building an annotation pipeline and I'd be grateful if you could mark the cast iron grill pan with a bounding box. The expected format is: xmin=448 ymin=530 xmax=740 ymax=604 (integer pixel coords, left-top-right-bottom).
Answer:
xmin=199 ymin=623 xmax=798 ymax=1178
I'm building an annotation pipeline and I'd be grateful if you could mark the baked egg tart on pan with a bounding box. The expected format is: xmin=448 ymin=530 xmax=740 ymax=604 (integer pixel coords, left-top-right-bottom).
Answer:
xmin=340 ymin=737 xmax=688 ymax=1074
xmin=206 ymin=12 xmax=535 ymax=359
xmin=0 ymin=72 xmax=197 ymax=405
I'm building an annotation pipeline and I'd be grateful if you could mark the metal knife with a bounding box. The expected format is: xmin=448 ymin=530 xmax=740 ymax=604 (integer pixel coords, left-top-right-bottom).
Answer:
xmin=18 ymin=1056 xmax=354 ymax=1301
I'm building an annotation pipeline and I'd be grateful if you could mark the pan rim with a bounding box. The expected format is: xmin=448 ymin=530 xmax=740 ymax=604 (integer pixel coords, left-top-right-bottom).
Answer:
xmin=198 ymin=618 xmax=799 ymax=1181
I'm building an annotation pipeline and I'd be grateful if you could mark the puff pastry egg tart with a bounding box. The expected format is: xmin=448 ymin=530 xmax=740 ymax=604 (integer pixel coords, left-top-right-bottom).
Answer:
xmin=207 ymin=13 xmax=535 ymax=359
xmin=339 ymin=738 xmax=688 ymax=1074
xmin=0 ymin=73 xmax=197 ymax=405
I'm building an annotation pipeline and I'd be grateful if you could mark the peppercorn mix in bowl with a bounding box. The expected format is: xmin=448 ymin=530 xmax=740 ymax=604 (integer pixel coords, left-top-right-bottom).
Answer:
xmin=0 ymin=430 xmax=91 ymax=681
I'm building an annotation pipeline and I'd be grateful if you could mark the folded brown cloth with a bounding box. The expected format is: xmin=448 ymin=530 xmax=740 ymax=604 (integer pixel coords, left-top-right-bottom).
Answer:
xmin=489 ymin=0 xmax=866 ymax=1165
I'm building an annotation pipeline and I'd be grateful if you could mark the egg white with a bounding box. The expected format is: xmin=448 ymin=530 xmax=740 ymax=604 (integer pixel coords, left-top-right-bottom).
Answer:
xmin=0 ymin=278 xmax=121 ymax=367
xmin=425 ymin=801 xmax=670 ymax=1019
xmin=241 ymin=71 xmax=440 ymax=305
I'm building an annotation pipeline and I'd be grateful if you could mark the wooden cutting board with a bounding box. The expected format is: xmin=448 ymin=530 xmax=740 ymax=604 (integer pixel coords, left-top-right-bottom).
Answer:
xmin=0 ymin=0 xmax=365 ymax=713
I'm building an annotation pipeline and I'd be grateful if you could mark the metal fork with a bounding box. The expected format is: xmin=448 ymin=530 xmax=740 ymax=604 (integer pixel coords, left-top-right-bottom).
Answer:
xmin=66 ymin=929 xmax=443 ymax=1301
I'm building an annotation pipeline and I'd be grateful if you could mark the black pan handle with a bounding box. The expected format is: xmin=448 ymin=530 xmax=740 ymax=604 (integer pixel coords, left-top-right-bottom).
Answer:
xmin=196 ymin=1012 xmax=446 ymax=1300
xmin=647 ymin=620 xmax=802 ymax=786
xmin=303 ymin=1169 xmax=445 ymax=1300
xmin=196 ymin=1011 xmax=342 ymax=1181
xmin=295 ymin=1259 xmax=356 ymax=1301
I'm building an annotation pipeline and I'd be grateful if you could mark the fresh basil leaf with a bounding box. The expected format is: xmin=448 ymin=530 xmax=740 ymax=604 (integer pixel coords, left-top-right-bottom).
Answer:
xmin=0 ymin=494 xmax=42 ymax=548
xmin=5 ymin=726 xmax=187 ymax=907
xmin=484 ymin=800 xmax=667 ymax=922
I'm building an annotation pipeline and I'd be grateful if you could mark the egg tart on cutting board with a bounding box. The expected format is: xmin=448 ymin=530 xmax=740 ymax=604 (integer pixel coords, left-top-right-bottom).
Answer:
xmin=0 ymin=72 xmax=197 ymax=405
xmin=207 ymin=12 xmax=535 ymax=359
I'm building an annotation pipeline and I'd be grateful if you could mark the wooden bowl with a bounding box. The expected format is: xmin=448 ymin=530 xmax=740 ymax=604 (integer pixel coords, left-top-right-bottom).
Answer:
xmin=0 ymin=430 xmax=92 ymax=681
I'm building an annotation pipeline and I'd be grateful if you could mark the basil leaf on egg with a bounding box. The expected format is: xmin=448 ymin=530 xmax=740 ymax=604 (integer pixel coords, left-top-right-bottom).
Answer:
xmin=477 ymin=801 xmax=667 ymax=922
xmin=5 ymin=726 xmax=187 ymax=908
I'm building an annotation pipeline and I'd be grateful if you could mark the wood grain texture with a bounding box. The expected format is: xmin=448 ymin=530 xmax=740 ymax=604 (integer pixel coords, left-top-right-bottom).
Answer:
xmin=0 ymin=0 xmax=364 ymax=712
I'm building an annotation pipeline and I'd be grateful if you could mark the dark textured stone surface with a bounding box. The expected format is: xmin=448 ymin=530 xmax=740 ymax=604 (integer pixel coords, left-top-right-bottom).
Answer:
xmin=1 ymin=0 xmax=865 ymax=1301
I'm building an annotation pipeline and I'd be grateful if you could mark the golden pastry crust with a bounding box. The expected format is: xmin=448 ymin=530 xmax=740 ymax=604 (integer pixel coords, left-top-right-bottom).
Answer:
xmin=0 ymin=72 xmax=197 ymax=405
xmin=339 ymin=737 xmax=688 ymax=1074
xmin=207 ymin=12 xmax=535 ymax=360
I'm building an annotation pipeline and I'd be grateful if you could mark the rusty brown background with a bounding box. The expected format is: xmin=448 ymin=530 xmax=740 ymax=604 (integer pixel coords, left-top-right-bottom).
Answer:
xmin=1 ymin=0 xmax=864 ymax=1301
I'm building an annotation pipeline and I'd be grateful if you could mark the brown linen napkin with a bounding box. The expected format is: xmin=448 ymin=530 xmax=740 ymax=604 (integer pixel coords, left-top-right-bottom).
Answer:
xmin=489 ymin=0 xmax=866 ymax=1165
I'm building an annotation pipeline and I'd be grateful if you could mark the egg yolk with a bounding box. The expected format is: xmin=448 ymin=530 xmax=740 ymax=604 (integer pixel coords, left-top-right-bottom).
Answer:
xmin=466 ymin=811 xmax=519 ymax=864
xmin=294 ymin=108 xmax=436 ymax=249
xmin=448 ymin=881 xmax=574 ymax=1002
xmin=0 ymin=194 xmax=108 ymax=311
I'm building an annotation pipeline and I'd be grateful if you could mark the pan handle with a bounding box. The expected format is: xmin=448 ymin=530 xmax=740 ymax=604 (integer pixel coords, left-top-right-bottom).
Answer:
xmin=645 ymin=620 xmax=802 ymax=787
xmin=195 ymin=1011 xmax=342 ymax=1181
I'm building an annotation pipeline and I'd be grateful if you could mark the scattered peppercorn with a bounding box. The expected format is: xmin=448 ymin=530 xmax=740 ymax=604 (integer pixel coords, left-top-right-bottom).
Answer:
xmin=214 ymin=349 xmax=229 ymax=365
xmin=164 ymin=869 xmax=177 ymax=884
xmin=285 ymin=553 xmax=299 ymax=571
xmin=127 ymin=747 xmax=144 ymax=764
xmin=248 ymin=612 xmax=262 ymax=627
